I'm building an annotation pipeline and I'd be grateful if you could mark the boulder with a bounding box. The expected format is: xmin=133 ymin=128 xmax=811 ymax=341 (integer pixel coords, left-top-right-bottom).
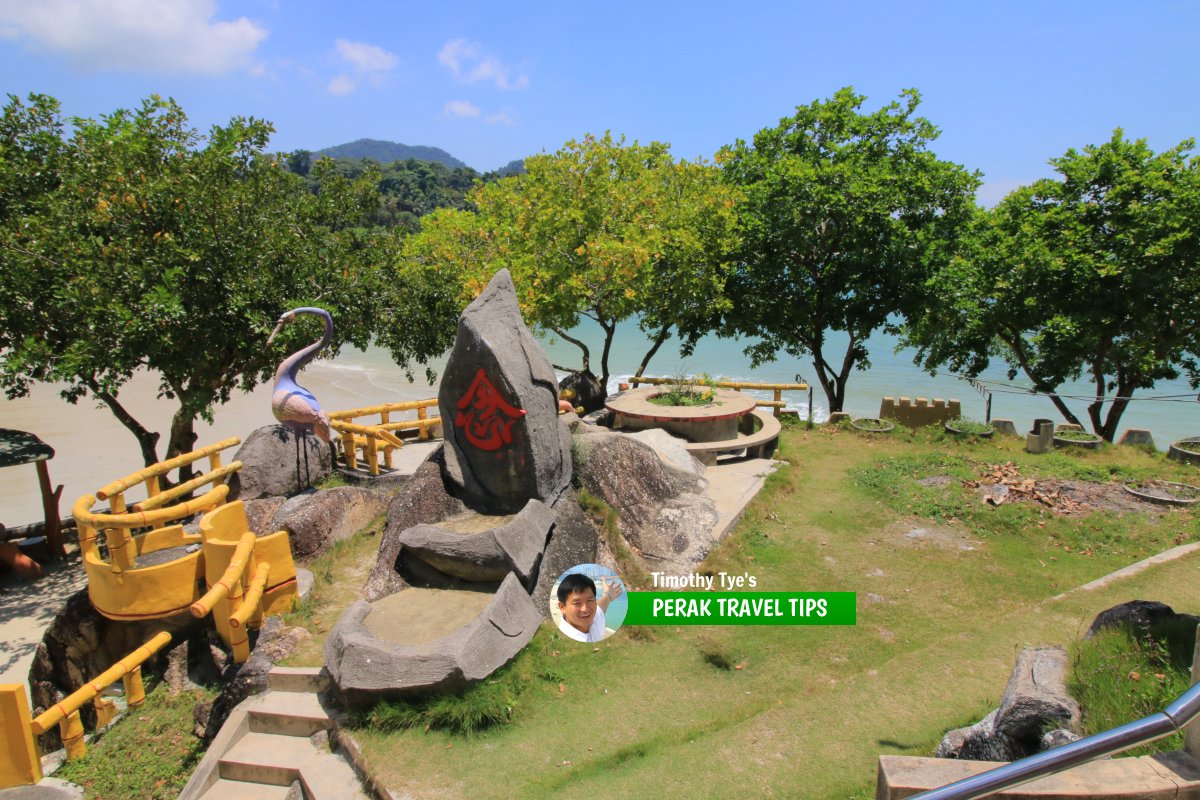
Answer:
xmin=532 ymin=491 xmax=601 ymax=617
xmin=398 ymin=499 xmax=555 ymax=588
xmin=269 ymin=486 xmax=390 ymax=559
xmin=325 ymin=573 xmax=542 ymax=708
xmin=574 ymin=432 xmax=718 ymax=573
xmin=438 ymin=269 xmax=573 ymax=513
xmin=228 ymin=425 xmax=332 ymax=500
xmin=1086 ymin=600 xmax=1190 ymax=638
xmin=559 ymin=369 xmax=606 ymax=414
xmin=1041 ymin=728 xmax=1082 ymax=751
xmin=363 ymin=447 xmax=468 ymax=602
xmin=936 ymin=709 xmax=1030 ymax=761
xmin=996 ymin=646 xmax=1080 ymax=740
xmin=627 ymin=428 xmax=707 ymax=492
xmin=242 ymin=496 xmax=287 ymax=535
xmin=198 ymin=618 xmax=311 ymax=743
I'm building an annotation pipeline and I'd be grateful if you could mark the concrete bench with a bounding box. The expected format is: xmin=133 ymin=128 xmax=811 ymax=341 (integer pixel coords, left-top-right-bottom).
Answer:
xmin=684 ymin=409 xmax=781 ymax=465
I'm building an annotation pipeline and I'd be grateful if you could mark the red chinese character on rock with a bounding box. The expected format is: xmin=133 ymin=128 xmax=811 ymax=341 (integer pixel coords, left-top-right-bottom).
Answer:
xmin=455 ymin=368 xmax=527 ymax=451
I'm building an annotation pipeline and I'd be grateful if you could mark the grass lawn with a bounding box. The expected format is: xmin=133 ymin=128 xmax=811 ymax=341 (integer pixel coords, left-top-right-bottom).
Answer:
xmin=335 ymin=422 xmax=1200 ymax=799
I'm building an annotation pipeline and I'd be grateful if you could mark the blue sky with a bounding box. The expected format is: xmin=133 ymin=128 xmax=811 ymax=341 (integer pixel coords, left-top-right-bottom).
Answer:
xmin=1 ymin=1 xmax=1197 ymax=204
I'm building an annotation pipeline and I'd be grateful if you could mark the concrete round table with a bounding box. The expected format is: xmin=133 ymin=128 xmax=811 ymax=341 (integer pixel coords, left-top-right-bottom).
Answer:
xmin=605 ymin=387 xmax=756 ymax=442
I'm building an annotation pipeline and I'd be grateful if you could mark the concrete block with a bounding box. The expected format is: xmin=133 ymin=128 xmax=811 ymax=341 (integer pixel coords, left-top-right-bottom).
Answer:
xmin=1119 ymin=429 xmax=1156 ymax=449
xmin=991 ymin=419 xmax=1018 ymax=436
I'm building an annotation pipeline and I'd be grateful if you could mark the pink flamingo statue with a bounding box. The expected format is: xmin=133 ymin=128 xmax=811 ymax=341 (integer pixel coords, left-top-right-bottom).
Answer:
xmin=267 ymin=307 xmax=332 ymax=488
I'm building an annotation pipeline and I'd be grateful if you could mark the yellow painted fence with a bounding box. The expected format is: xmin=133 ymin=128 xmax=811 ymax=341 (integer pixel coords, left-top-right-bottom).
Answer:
xmin=329 ymin=398 xmax=441 ymax=476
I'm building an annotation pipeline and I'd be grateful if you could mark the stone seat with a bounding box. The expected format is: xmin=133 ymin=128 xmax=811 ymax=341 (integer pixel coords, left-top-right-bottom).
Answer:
xmin=684 ymin=409 xmax=781 ymax=466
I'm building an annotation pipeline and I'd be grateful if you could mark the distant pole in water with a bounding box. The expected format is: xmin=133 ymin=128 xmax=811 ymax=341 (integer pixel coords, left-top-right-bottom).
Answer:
xmin=268 ymin=307 xmax=333 ymax=489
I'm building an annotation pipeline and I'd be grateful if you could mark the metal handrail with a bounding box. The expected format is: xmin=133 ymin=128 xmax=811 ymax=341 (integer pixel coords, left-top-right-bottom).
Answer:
xmin=909 ymin=681 xmax=1200 ymax=799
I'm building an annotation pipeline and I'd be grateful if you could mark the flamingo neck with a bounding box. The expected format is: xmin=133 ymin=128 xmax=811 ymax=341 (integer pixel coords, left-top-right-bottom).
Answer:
xmin=274 ymin=307 xmax=333 ymax=384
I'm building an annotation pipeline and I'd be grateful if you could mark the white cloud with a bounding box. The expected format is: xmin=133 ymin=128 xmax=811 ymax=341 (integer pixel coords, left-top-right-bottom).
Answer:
xmin=485 ymin=110 xmax=515 ymax=126
xmin=335 ymin=38 xmax=397 ymax=73
xmin=438 ymin=37 xmax=528 ymax=90
xmin=326 ymin=37 xmax=397 ymax=94
xmin=444 ymin=100 xmax=480 ymax=118
xmin=327 ymin=73 xmax=356 ymax=96
xmin=0 ymin=0 xmax=267 ymax=75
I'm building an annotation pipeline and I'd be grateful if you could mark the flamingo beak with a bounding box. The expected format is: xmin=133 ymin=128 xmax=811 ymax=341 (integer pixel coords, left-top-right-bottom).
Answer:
xmin=267 ymin=318 xmax=287 ymax=346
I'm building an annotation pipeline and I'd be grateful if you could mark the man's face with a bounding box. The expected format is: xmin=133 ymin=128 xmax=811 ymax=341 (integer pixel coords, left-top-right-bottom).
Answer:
xmin=559 ymin=588 xmax=597 ymax=633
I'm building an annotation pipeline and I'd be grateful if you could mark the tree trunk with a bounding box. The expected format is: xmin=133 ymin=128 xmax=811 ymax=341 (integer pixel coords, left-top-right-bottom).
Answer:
xmin=598 ymin=318 xmax=616 ymax=390
xmin=635 ymin=324 xmax=672 ymax=379
xmin=165 ymin=407 xmax=200 ymax=484
xmin=811 ymin=336 xmax=857 ymax=413
xmin=1088 ymin=370 xmax=1135 ymax=443
xmin=87 ymin=380 xmax=161 ymax=467
xmin=551 ymin=327 xmax=591 ymax=373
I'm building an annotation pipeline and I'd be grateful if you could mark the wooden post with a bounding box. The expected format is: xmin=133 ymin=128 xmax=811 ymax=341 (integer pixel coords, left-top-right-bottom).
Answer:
xmin=341 ymin=430 xmax=357 ymax=470
xmin=417 ymin=406 xmax=429 ymax=440
xmin=59 ymin=710 xmax=86 ymax=760
xmin=366 ymin=435 xmax=379 ymax=476
xmin=0 ymin=684 xmax=42 ymax=788
xmin=773 ymin=389 xmax=782 ymax=418
xmin=93 ymin=694 xmax=116 ymax=729
xmin=35 ymin=460 xmax=65 ymax=559
xmin=123 ymin=666 xmax=146 ymax=708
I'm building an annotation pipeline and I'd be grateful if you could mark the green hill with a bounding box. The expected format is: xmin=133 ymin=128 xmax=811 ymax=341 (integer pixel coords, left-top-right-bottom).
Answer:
xmin=318 ymin=138 xmax=468 ymax=169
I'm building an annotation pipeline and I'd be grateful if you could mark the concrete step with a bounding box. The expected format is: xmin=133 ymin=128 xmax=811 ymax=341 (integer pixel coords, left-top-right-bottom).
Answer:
xmin=218 ymin=731 xmax=371 ymax=800
xmin=198 ymin=777 xmax=294 ymax=799
xmin=247 ymin=689 xmax=334 ymax=737
xmin=268 ymin=666 xmax=329 ymax=694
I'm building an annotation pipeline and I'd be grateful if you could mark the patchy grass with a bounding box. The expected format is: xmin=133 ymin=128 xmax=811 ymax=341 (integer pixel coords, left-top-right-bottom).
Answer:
xmin=54 ymin=682 xmax=217 ymax=800
xmin=347 ymin=423 xmax=1200 ymax=799
xmin=1070 ymin=618 xmax=1197 ymax=756
xmin=577 ymin=487 xmax=651 ymax=589
xmin=282 ymin=513 xmax=387 ymax=666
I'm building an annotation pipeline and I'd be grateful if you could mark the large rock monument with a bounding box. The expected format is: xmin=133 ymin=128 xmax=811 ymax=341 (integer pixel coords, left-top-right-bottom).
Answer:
xmin=438 ymin=269 xmax=573 ymax=513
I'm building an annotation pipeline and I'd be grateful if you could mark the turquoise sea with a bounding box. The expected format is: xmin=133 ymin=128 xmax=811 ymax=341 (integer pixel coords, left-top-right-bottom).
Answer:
xmin=338 ymin=319 xmax=1200 ymax=448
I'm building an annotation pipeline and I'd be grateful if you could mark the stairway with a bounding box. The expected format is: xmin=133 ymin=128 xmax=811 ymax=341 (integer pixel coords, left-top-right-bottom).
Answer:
xmin=179 ymin=667 xmax=374 ymax=800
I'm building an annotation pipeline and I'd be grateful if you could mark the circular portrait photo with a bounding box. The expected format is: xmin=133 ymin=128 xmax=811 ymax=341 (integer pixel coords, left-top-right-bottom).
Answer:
xmin=550 ymin=563 xmax=627 ymax=643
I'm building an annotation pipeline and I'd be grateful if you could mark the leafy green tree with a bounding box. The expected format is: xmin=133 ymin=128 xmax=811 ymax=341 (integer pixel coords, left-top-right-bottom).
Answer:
xmin=0 ymin=94 xmax=444 ymax=470
xmin=409 ymin=132 xmax=740 ymax=391
xmin=906 ymin=131 xmax=1200 ymax=440
xmin=718 ymin=88 xmax=979 ymax=412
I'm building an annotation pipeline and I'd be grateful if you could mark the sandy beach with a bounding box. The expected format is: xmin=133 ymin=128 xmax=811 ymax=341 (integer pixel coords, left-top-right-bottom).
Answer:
xmin=0 ymin=350 xmax=443 ymax=528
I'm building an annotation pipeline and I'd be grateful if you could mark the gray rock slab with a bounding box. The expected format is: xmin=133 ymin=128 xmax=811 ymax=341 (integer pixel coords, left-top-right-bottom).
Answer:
xmin=242 ymin=496 xmax=287 ymax=535
xmin=0 ymin=779 xmax=83 ymax=800
xmin=397 ymin=498 xmax=554 ymax=588
xmin=1119 ymin=428 xmax=1156 ymax=448
xmin=269 ymin=486 xmax=389 ymax=559
xmin=438 ymin=269 xmax=572 ymax=513
xmin=325 ymin=573 xmax=542 ymax=708
xmin=628 ymin=428 xmax=707 ymax=492
xmin=363 ymin=448 xmax=468 ymax=602
xmin=996 ymin=646 xmax=1080 ymax=741
xmin=228 ymin=424 xmax=332 ymax=500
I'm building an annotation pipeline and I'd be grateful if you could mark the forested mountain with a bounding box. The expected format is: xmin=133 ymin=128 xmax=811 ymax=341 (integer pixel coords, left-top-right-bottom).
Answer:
xmin=281 ymin=143 xmax=525 ymax=232
xmin=318 ymin=138 xmax=467 ymax=169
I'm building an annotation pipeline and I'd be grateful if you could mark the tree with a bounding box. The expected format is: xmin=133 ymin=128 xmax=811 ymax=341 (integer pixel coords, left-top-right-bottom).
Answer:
xmin=408 ymin=132 xmax=740 ymax=392
xmin=0 ymin=94 xmax=444 ymax=471
xmin=906 ymin=130 xmax=1200 ymax=440
xmin=718 ymin=88 xmax=979 ymax=412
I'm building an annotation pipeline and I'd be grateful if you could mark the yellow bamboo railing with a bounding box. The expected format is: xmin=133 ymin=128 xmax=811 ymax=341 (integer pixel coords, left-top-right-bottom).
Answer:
xmin=229 ymin=562 xmax=270 ymax=630
xmin=29 ymin=630 xmax=172 ymax=760
xmin=190 ymin=530 xmax=256 ymax=619
xmin=329 ymin=398 xmax=441 ymax=475
xmin=629 ymin=377 xmax=808 ymax=418
xmin=132 ymin=462 xmax=241 ymax=512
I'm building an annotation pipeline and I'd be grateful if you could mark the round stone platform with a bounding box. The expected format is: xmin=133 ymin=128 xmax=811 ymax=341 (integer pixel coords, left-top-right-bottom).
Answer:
xmin=606 ymin=387 xmax=756 ymax=443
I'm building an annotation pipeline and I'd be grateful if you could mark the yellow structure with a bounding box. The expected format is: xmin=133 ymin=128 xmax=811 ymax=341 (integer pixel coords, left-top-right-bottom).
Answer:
xmin=330 ymin=398 xmax=441 ymax=476
xmin=0 ymin=441 xmax=305 ymax=788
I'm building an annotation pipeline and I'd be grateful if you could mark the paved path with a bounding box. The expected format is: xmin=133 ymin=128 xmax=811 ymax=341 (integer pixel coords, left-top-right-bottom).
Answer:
xmin=0 ymin=548 xmax=86 ymax=695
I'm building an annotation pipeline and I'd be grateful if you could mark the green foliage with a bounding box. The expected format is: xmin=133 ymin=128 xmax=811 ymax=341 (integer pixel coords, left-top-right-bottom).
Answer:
xmin=54 ymin=683 xmax=217 ymax=800
xmin=407 ymin=132 xmax=741 ymax=386
xmin=907 ymin=130 xmax=1200 ymax=441
xmin=718 ymin=87 xmax=980 ymax=412
xmin=0 ymin=93 xmax=451 ymax=468
xmin=649 ymin=371 xmax=716 ymax=406
xmin=946 ymin=417 xmax=993 ymax=435
xmin=1070 ymin=619 xmax=1196 ymax=756
xmin=362 ymin=678 xmax=516 ymax=736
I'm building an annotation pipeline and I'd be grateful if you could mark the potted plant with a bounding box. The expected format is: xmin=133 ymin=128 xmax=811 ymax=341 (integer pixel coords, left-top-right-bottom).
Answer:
xmin=1123 ymin=479 xmax=1200 ymax=507
xmin=1167 ymin=438 xmax=1200 ymax=465
xmin=649 ymin=372 xmax=718 ymax=407
xmin=1052 ymin=427 xmax=1103 ymax=450
xmin=850 ymin=417 xmax=894 ymax=433
xmin=944 ymin=417 xmax=994 ymax=438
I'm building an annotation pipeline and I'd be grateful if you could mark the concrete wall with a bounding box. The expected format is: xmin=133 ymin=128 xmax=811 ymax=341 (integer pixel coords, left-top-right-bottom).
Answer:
xmin=879 ymin=397 xmax=962 ymax=429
